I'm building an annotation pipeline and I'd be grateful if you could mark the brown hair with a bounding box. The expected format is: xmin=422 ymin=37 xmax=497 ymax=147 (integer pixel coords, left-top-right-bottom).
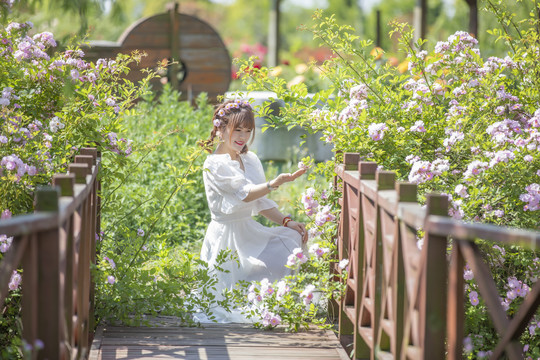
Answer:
xmin=200 ymin=100 xmax=255 ymax=154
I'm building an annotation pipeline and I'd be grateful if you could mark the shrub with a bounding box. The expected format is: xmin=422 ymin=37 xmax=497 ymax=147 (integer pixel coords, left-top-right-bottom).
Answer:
xmin=235 ymin=3 xmax=540 ymax=356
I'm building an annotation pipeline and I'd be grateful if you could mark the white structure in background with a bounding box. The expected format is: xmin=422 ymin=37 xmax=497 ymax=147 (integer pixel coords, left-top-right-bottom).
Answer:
xmin=226 ymin=91 xmax=333 ymax=162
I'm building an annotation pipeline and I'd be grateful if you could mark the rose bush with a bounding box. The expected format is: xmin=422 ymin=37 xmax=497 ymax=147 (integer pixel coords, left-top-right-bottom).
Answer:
xmin=235 ymin=2 xmax=540 ymax=357
xmin=231 ymin=184 xmax=346 ymax=332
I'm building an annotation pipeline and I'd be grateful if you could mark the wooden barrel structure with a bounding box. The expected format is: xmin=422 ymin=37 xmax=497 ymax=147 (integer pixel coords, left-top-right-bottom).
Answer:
xmin=83 ymin=3 xmax=231 ymax=102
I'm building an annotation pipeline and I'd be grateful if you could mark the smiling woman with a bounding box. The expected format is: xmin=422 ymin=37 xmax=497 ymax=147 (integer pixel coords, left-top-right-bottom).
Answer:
xmin=195 ymin=99 xmax=307 ymax=323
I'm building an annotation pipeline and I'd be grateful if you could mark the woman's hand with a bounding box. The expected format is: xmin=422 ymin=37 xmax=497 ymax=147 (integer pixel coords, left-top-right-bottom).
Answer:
xmin=270 ymin=168 xmax=306 ymax=188
xmin=287 ymin=220 xmax=308 ymax=243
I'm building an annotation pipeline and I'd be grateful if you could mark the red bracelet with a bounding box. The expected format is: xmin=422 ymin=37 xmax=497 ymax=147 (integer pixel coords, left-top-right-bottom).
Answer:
xmin=282 ymin=216 xmax=292 ymax=227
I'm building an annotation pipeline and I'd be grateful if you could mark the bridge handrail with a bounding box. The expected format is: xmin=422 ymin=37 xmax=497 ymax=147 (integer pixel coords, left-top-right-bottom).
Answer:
xmin=0 ymin=147 xmax=100 ymax=360
xmin=333 ymin=152 xmax=540 ymax=360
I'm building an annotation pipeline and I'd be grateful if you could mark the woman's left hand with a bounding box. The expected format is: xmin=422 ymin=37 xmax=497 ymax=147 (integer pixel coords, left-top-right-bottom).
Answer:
xmin=287 ymin=221 xmax=308 ymax=243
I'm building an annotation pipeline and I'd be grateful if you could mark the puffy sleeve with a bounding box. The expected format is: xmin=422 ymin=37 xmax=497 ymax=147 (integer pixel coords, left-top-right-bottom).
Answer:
xmin=203 ymin=156 xmax=255 ymax=213
xmin=245 ymin=152 xmax=279 ymax=214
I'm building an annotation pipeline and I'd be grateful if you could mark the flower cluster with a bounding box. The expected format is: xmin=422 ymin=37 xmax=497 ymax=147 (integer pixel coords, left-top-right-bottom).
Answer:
xmin=520 ymin=184 xmax=540 ymax=212
xmin=286 ymin=247 xmax=308 ymax=266
xmin=301 ymin=187 xmax=319 ymax=216
xmin=246 ymin=279 xmax=283 ymax=326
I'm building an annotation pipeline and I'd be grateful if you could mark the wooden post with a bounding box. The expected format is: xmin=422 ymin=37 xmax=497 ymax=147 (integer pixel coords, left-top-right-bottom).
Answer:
xmin=375 ymin=9 xmax=381 ymax=48
xmin=446 ymin=240 xmax=465 ymax=360
xmin=53 ymin=174 xmax=76 ymax=357
xmin=267 ymin=0 xmax=281 ymax=67
xmin=32 ymin=187 xmax=65 ymax=360
xmin=394 ymin=182 xmax=417 ymax=359
xmin=374 ymin=171 xmax=396 ymax=357
xmin=168 ymin=1 xmax=180 ymax=90
xmin=69 ymin=163 xmax=90 ymax=184
xmin=355 ymin=161 xmax=378 ymax=359
xmin=421 ymin=194 xmax=449 ymax=359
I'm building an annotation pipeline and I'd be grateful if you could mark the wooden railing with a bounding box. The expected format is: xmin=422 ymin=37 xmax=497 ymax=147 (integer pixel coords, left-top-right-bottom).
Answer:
xmin=0 ymin=148 xmax=100 ymax=360
xmin=334 ymin=153 xmax=540 ymax=360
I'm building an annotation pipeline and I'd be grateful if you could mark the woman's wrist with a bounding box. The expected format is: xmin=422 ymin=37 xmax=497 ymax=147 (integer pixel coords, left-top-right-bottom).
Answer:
xmin=282 ymin=216 xmax=292 ymax=227
xmin=267 ymin=180 xmax=278 ymax=191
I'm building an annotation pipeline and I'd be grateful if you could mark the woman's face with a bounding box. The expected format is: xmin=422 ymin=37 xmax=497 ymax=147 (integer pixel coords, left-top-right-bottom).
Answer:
xmin=221 ymin=125 xmax=253 ymax=154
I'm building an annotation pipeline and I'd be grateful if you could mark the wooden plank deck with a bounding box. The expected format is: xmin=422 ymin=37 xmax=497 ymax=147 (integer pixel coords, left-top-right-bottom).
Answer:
xmin=89 ymin=316 xmax=350 ymax=360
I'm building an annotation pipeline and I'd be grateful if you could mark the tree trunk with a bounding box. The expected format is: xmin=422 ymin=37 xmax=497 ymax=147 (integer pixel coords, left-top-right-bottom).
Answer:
xmin=267 ymin=0 xmax=281 ymax=67
xmin=413 ymin=0 xmax=427 ymax=45
xmin=466 ymin=0 xmax=478 ymax=38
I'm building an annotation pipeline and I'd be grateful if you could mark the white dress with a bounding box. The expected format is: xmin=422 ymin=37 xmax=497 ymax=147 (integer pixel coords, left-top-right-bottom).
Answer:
xmin=197 ymin=151 xmax=302 ymax=322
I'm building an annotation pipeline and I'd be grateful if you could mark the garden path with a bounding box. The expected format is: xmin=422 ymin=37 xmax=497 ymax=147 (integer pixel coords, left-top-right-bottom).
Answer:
xmin=89 ymin=316 xmax=349 ymax=360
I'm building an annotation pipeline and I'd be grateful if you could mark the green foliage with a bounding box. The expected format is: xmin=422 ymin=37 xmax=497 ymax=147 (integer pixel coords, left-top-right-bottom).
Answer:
xmin=0 ymin=16 xmax=158 ymax=355
xmin=95 ymin=86 xmax=228 ymax=324
xmin=235 ymin=4 xmax=540 ymax=356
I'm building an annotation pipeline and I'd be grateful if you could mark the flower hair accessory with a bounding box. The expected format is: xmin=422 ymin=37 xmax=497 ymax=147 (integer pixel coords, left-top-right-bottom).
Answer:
xmin=217 ymin=100 xmax=252 ymax=118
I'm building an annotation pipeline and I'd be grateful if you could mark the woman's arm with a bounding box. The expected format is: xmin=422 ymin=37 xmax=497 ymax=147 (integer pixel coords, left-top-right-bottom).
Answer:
xmin=259 ymin=207 xmax=308 ymax=243
xmin=242 ymin=168 xmax=306 ymax=202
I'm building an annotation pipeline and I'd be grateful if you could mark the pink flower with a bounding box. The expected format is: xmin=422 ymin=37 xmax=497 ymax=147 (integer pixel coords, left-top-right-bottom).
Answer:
xmin=367 ymin=123 xmax=388 ymax=141
xmin=309 ymin=243 xmax=329 ymax=258
xmin=455 ymin=184 xmax=469 ymax=198
xmin=276 ymin=280 xmax=289 ymax=299
xmin=300 ymin=284 xmax=316 ymax=305
xmin=287 ymin=248 xmax=308 ymax=266
xmin=269 ymin=314 xmax=281 ymax=326
xmin=213 ymin=119 xmax=221 ymax=127
xmin=298 ymin=161 xmax=309 ymax=171
xmin=2 ymin=209 xmax=12 ymax=219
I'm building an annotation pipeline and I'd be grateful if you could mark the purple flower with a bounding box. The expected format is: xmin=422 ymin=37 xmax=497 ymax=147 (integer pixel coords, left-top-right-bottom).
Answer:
xmin=469 ymin=291 xmax=479 ymax=306
xmin=410 ymin=120 xmax=426 ymax=132
xmin=463 ymin=264 xmax=474 ymax=280
xmin=9 ymin=271 xmax=22 ymax=291
xmin=137 ymin=228 xmax=144 ymax=237
xmin=520 ymin=183 xmax=540 ymax=211
xmin=349 ymin=83 xmax=368 ymax=100
xmin=105 ymin=98 xmax=116 ymax=106
xmin=0 ymin=234 xmax=13 ymax=253
xmin=213 ymin=119 xmax=221 ymax=127
xmin=107 ymin=275 xmax=115 ymax=284
xmin=338 ymin=258 xmax=349 ymax=269
xmin=103 ymin=256 xmax=116 ymax=269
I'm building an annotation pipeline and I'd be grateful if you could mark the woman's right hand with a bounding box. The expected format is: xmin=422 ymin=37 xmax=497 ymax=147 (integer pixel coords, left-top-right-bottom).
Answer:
xmin=270 ymin=168 xmax=306 ymax=187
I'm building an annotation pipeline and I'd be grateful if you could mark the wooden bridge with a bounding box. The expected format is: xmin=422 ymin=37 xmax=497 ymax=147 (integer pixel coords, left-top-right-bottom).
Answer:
xmin=1 ymin=150 xmax=540 ymax=359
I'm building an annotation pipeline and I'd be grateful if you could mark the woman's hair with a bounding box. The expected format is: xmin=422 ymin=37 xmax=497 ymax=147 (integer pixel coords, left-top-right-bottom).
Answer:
xmin=200 ymin=99 xmax=255 ymax=154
